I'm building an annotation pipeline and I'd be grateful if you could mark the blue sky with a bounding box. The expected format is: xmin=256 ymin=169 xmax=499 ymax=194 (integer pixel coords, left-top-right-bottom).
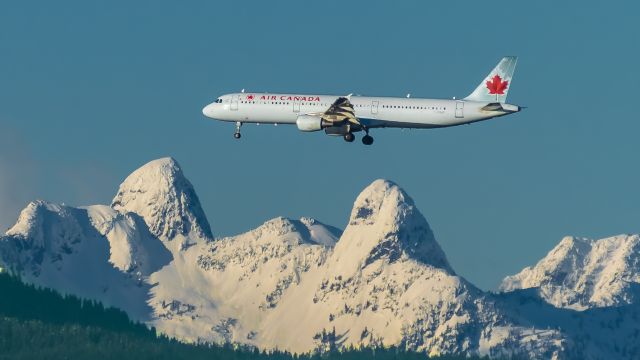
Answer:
xmin=1 ymin=1 xmax=638 ymax=289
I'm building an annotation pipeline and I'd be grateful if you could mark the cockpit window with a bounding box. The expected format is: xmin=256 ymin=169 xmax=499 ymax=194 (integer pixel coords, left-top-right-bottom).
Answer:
xmin=215 ymin=99 xmax=222 ymax=103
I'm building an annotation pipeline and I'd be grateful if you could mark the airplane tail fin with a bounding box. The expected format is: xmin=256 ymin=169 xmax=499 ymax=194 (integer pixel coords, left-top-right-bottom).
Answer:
xmin=464 ymin=56 xmax=517 ymax=103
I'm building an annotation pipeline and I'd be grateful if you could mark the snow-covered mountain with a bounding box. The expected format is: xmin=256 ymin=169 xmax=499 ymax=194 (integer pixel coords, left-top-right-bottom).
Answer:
xmin=111 ymin=157 xmax=213 ymax=253
xmin=1 ymin=157 xmax=639 ymax=359
xmin=155 ymin=178 xmax=572 ymax=358
xmin=501 ymin=235 xmax=640 ymax=310
xmin=0 ymin=200 xmax=168 ymax=321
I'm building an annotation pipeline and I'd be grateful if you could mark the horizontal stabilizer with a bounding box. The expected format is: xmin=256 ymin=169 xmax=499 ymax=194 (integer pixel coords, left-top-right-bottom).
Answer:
xmin=481 ymin=102 xmax=522 ymax=113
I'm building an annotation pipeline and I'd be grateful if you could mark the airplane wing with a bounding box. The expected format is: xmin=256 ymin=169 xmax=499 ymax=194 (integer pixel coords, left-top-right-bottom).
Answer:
xmin=315 ymin=97 xmax=360 ymax=126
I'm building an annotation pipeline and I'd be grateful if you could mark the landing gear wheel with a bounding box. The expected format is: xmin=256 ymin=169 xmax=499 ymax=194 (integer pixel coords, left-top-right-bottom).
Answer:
xmin=233 ymin=121 xmax=243 ymax=140
xmin=343 ymin=133 xmax=355 ymax=142
xmin=362 ymin=135 xmax=374 ymax=145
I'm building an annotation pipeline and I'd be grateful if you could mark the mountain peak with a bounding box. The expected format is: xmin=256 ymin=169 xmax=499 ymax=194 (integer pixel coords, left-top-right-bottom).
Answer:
xmin=501 ymin=234 xmax=640 ymax=310
xmin=111 ymin=158 xmax=212 ymax=244
xmin=336 ymin=179 xmax=452 ymax=273
xmin=5 ymin=200 xmax=64 ymax=241
xmin=348 ymin=179 xmax=399 ymax=226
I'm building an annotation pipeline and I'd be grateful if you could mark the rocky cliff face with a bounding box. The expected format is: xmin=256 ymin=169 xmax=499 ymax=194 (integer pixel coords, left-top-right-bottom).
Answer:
xmin=2 ymin=157 xmax=639 ymax=359
xmin=111 ymin=158 xmax=212 ymax=252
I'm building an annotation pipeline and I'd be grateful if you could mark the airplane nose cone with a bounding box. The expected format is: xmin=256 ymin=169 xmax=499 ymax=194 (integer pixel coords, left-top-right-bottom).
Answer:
xmin=202 ymin=103 xmax=215 ymax=117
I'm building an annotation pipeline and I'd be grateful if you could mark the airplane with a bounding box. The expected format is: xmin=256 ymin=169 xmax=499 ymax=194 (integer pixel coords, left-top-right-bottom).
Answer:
xmin=202 ymin=56 xmax=522 ymax=145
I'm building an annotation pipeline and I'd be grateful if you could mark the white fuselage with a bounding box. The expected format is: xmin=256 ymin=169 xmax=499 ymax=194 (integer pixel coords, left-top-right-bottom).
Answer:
xmin=202 ymin=92 xmax=520 ymax=129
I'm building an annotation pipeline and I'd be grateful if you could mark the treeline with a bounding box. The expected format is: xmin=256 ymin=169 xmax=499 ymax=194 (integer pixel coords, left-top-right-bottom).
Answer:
xmin=0 ymin=272 xmax=487 ymax=360
xmin=0 ymin=272 xmax=150 ymax=336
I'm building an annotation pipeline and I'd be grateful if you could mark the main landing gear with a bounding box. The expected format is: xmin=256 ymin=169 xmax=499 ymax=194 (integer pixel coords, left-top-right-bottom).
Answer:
xmin=233 ymin=122 xmax=242 ymax=139
xmin=343 ymin=133 xmax=355 ymax=142
xmin=361 ymin=127 xmax=374 ymax=145
xmin=342 ymin=131 xmax=374 ymax=145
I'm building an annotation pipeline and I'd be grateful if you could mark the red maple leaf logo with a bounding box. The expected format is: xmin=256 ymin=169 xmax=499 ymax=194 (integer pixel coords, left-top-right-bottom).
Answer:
xmin=486 ymin=75 xmax=509 ymax=95
xmin=247 ymin=94 xmax=255 ymax=101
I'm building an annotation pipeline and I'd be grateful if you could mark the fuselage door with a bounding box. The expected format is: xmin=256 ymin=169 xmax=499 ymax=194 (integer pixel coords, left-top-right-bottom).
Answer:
xmin=371 ymin=100 xmax=379 ymax=115
xmin=293 ymin=99 xmax=300 ymax=113
xmin=455 ymin=100 xmax=464 ymax=118
xmin=231 ymin=95 xmax=239 ymax=111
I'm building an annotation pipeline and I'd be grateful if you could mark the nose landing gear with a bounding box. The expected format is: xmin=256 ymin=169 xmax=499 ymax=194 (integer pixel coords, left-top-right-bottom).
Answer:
xmin=234 ymin=122 xmax=242 ymax=139
xmin=361 ymin=127 xmax=374 ymax=145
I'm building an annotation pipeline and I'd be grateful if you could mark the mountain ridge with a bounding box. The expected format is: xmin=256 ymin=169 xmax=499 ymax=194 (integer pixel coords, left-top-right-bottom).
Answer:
xmin=501 ymin=234 xmax=640 ymax=310
xmin=2 ymin=157 xmax=639 ymax=359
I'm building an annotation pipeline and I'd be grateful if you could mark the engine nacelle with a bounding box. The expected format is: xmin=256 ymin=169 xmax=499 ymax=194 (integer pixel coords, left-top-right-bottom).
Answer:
xmin=296 ymin=115 xmax=330 ymax=132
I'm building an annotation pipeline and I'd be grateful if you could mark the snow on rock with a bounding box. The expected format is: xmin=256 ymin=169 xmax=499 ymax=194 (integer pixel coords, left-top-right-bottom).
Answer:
xmin=85 ymin=205 xmax=172 ymax=277
xmin=246 ymin=180 xmax=566 ymax=357
xmin=299 ymin=217 xmax=341 ymax=247
xmin=150 ymin=179 xmax=567 ymax=359
xmin=0 ymin=201 xmax=160 ymax=321
xmin=500 ymin=234 xmax=640 ymax=310
xmin=149 ymin=216 xmax=337 ymax=344
xmin=3 ymin=201 xmax=83 ymax=274
xmin=337 ymin=179 xmax=452 ymax=274
xmin=111 ymin=157 xmax=212 ymax=250
xmin=148 ymin=182 xmax=484 ymax=353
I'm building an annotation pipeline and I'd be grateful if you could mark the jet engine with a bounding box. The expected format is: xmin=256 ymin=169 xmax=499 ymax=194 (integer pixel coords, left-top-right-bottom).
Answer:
xmin=296 ymin=115 xmax=331 ymax=132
